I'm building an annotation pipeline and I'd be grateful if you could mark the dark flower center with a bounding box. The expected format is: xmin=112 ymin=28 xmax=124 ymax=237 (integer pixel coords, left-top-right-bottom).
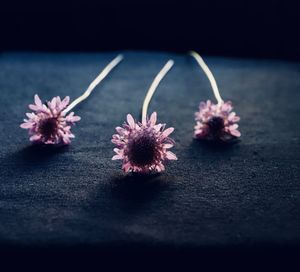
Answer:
xmin=39 ymin=118 xmax=58 ymax=138
xmin=128 ymin=134 xmax=157 ymax=166
xmin=207 ymin=116 xmax=224 ymax=136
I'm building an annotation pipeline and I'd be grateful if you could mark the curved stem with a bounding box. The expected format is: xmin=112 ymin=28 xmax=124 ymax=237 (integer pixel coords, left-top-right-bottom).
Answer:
xmin=63 ymin=54 xmax=124 ymax=114
xmin=142 ymin=60 xmax=174 ymax=123
xmin=189 ymin=51 xmax=223 ymax=105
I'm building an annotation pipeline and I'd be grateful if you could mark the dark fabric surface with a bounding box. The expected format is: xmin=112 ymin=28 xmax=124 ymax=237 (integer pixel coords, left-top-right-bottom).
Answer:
xmin=0 ymin=52 xmax=299 ymax=262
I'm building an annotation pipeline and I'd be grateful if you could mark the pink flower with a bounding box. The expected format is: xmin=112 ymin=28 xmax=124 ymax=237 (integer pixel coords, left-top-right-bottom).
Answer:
xmin=111 ymin=112 xmax=177 ymax=173
xmin=20 ymin=94 xmax=81 ymax=145
xmin=194 ymin=100 xmax=241 ymax=141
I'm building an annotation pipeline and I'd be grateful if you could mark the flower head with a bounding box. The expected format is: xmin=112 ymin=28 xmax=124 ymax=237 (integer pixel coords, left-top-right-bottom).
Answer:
xmin=20 ymin=94 xmax=81 ymax=145
xmin=112 ymin=112 xmax=177 ymax=173
xmin=194 ymin=100 xmax=241 ymax=141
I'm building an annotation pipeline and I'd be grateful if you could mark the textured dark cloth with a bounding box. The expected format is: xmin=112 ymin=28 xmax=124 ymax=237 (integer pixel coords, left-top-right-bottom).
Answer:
xmin=0 ymin=52 xmax=299 ymax=266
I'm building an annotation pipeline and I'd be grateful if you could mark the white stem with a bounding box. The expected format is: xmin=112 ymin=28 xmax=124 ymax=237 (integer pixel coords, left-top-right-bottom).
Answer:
xmin=63 ymin=54 xmax=124 ymax=114
xmin=189 ymin=51 xmax=223 ymax=105
xmin=142 ymin=60 xmax=174 ymax=122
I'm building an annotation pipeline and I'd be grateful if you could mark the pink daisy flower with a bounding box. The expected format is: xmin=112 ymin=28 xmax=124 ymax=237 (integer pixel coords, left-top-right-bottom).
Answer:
xmin=194 ymin=100 xmax=241 ymax=141
xmin=20 ymin=94 xmax=81 ymax=145
xmin=112 ymin=112 xmax=177 ymax=173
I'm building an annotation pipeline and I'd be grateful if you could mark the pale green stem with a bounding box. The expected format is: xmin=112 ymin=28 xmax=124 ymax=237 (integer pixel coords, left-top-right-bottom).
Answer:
xmin=63 ymin=54 xmax=124 ymax=114
xmin=189 ymin=51 xmax=223 ymax=105
xmin=142 ymin=60 xmax=174 ymax=122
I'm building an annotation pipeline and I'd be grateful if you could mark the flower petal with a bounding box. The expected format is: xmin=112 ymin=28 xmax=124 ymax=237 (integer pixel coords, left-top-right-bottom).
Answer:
xmin=150 ymin=112 xmax=157 ymax=126
xmin=230 ymin=129 xmax=241 ymax=137
xmin=229 ymin=124 xmax=239 ymax=130
xmin=112 ymin=154 xmax=123 ymax=160
xmin=29 ymin=134 xmax=41 ymax=142
xmin=122 ymin=162 xmax=131 ymax=172
xmin=127 ymin=114 xmax=135 ymax=129
xmin=51 ymin=96 xmax=57 ymax=107
xmin=66 ymin=112 xmax=81 ymax=123
xmin=20 ymin=122 xmax=32 ymax=129
xmin=162 ymin=127 xmax=174 ymax=138
xmin=61 ymin=96 xmax=70 ymax=108
xmin=155 ymin=163 xmax=165 ymax=172
xmin=29 ymin=104 xmax=39 ymax=111
xmin=154 ymin=124 xmax=163 ymax=132
xmin=166 ymin=151 xmax=177 ymax=160
xmin=34 ymin=94 xmax=42 ymax=107
xmin=26 ymin=112 xmax=35 ymax=119
xmin=163 ymin=144 xmax=174 ymax=149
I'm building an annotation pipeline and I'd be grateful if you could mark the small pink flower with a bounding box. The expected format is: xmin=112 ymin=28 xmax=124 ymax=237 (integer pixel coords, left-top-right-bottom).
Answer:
xmin=20 ymin=94 xmax=81 ymax=145
xmin=194 ymin=100 xmax=241 ymax=141
xmin=112 ymin=112 xmax=177 ymax=173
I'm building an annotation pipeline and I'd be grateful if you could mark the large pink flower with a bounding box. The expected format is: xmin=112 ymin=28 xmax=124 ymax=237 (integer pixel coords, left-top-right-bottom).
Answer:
xmin=112 ymin=112 xmax=177 ymax=173
xmin=20 ymin=94 xmax=81 ymax=145
xmin=194 ymin=100 xmax=241 ymax=141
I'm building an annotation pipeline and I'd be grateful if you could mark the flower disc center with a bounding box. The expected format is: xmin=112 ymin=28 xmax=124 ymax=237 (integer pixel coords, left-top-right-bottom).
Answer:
xmin=207 ymin=116 xmax=224 ymax=135
xmin=128 ymin=133 xmax=157 ymax=166
xmin=39 ymin=117 xmax=58 ymax=138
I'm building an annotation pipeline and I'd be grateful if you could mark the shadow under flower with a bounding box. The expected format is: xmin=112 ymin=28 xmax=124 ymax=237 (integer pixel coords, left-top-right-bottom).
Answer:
xmin=191 ymin=138 xmax=240 ymax=153
xmin=0 ymin=144 xmax=70 ymax=174
xmin=109 ymin=173 xmax=171 ymax=211
xmin=17 ymin=144 xmax=69 ymax=162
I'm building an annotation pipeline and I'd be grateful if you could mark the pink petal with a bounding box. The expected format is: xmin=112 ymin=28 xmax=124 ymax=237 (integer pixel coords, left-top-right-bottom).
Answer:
xmin=34 ymin=94 xmax=42 ymax=107
xmin=159 ymin=164 xmax=165 ymax=171
xmin=56 ymin=96 xmax=61 ymax=104
xmin=150 ymin=112 xmax=157 ymax=126
xmin=113 ymin=148 xmax=124 ymax=155
xmin=29 ymin=134 xmax=41 ymax=142
xmin=51 ymin=96 xmax=57 ymax=106
xmin=116 ymin=126 xmax=127 ymax=135
xmin=222 ymin=101 xmax=233 ymax=112
xmin=231 ymin=130 xmax=241 ymax=137
xmin=162 ymin=127 xmax=174 ymax=138
xmin=232 ymin=116 xmax=240 ymax=122
xmin=61 ymin=96 xmax=70 ymax=108
xmin=163 ymin=144 xmax=174 ymax=149
xmin=164 ymin=137 xmax=175 ymax=145
xmin=122 ymin=162 xmax=131 ymax=172
xmin=154 ymin=124 xmax=163 ymax=132
xmin=112 ymin=154 xmax=123 ymax=160
xmin=228 ymin=112 xmax=235 ymax=120
xmin=155 ymin=163 xmax=165 ymax=172
xmin=45 ymin=139 xmax=56 ymax=145
xmin=127 ymin=114 xmax=135 ymax=129
xmin=66 ymin=112 xmax=81 ymax=123
xmin=20 ymin=123 xmax=32 ymax=129
xmin=228 ymin=112 xmax=240 ymax=123
xmin=26 ymin=113 xmax=35 ymax=119
xmin=62 ymin=136 xmax=72 ymax=144
xmin=229 ymin=124 xmax=239 ymax=130
xmin=155 ymin=167 xmax=162 ymax=173
xmin=111 ymin=139 xmax=123 ymax=145
xmin=29 ymin=104 xmax=39 ymax=111
xmin=166 ymin=151 xmax=177 ymax=160
xmin=199 ymin=101 xmax=207 ymax=110
xmin=72 ymin=116 xmax=81 ymax=122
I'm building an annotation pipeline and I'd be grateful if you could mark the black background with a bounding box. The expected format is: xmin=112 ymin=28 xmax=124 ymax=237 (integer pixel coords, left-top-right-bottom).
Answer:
xmin=1 ymin=0 xmax=300 ymax=59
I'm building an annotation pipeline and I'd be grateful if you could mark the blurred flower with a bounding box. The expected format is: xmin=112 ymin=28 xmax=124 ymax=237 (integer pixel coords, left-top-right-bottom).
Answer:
xmin=20 ymin=94 xmax=81 ymax=145
xmin=194 ymin=100 xmax=241 ymax=141
xmin=112 ymin=112 xmax=177 ymax=173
